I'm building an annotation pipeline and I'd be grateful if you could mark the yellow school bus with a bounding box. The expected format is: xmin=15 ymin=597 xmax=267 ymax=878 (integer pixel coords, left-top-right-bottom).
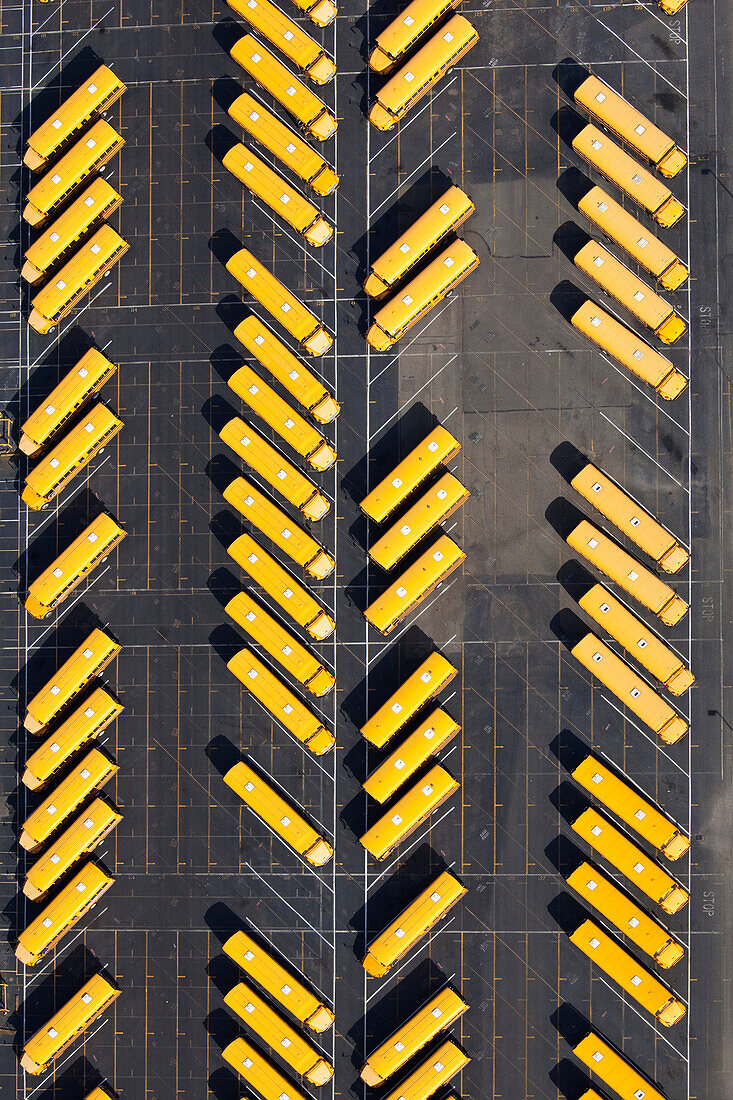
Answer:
xmin=228 ymin=364 xmax=336 ymax=470
xmin=566 ymin=520 xmax=688 ymax=626
xmin=369 ymin=15 xmax=478 ymax=130
xmin=365 ymin=535 xmax=466 ymax=635
xmin=566 ymin=861 xmax=684 ymax=968
xmin=572 ymin=124 xmax=685 ymax=228
xmin=223 ymin=760 xmax=333 ymax=865
xmin=578 ymin=583 xmax=694 ymax=695
xmin=228 ymin=94 xmax=339 ymax=197
xmin=572 ymin=807 xmax=689 ymax=914
xmin=24 ymin=65 xmax=125 ymax=171
xmin=224 ymin=981 xmax=334 ymax=1084
xmin=572 ymin=753 xmax=690 ymax=859
xmin=23 ymin=120 xmax=124 ymax=226
xmin=578 ymin=185 xmax=688 ymax=291
xmin=361 ymin=651 xmax=457 ymax=748
xmin=223 ymin=476 xmax=335 ymax=579
xmin=228 ymin=648 xmax=334 ymax=754
xmin=233 ymin=315 xmax=339 ymax=423
xmin=287 ymin=0 xmax=336 ymax=27
xmin=370 ymin=472 xmax=469 ymax=571
xmin=223 ymin=1037 xmax=310 ymax=1100
xmin=574 ymin=74 xmax=687 ymax=178
xmin=230 ymin=35 xmax=337 ymax=141
xmin=24 ymin=798 xmax=122 ymax=901
xmin=574 ymin=240 xmax=686 ymax=343
xmin=366 ymin=239 xmax=479 ymax=350
xmin=24 ymin=627 xmax=121 ymax=734
xmin=25 ymin=512 xmax=126 ymax=619
xmin=226 ymin=246 xmax=332 ymax=355
xmin=84 ymin=1087 xmax=116 ymax=1100
xmin=361 ymin=425 xmax=461 ymax=524
xmin=223 ymin=928 xmax=335 ymax=1032
xmin=29 ymin=224 xmax=129 ymax=334
xmin=658 ymin=0 xmax=687 ymax=11
xmin=362 ymin=870 xmax=466 ymax=976
xmin=19 ymin=747 xmax=119 ymax=852
xmin=369 ymin=0 xmax=462 ymax=74
xmin=570 ymin=918 xmax=686 ymax=1026
xmin=360 ymin=764 xmax=459 ymax=860
xmin=22 ymin=178 xmax=122 ymax=284
xmin=227 ymin=0 xmax=335 ymax=83
xmin=227 ymin=533 xmax=335 ymax=639
xmin=364 ymin=185 xmax=475 ymax=297
xmin=571 ymin=633 xmax=688 ymax=745
xmin=573 ymin=1030 xmax=666 ymax=1100
xmin=571 ymin=461 xmax=689 ymax=573
xmin=570 ymin=299 xmax=687 ymax=400
xmin=222 ymin=143 xmax=333 ymax=247
xmin=363 ymin=708 xmax=460 ymax=803
xmin=220 ymin=416 xmax=329 ymax=521
xmin=20 ymin=971 xmax=120 ymax=1074
xmin=16 ymin=862 xmax=114 ymax=966
xmin=19 ymin=347 xmax=117 ymax=456
xmin=360 ymin=986 xmax=468 ymax=1084
xmin=226 ymin=592 xmax=334 ymax=696
xmin=23 ymin=686 xmax=122 ymax=790
xmin=383 ymin=1040 xmax=469 ymax=1100
xmin=22 ymin=403 xmax=123 ymax=510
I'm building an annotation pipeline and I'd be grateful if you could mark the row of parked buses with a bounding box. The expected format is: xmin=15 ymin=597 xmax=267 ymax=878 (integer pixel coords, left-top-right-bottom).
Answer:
xmin=22 ymin=64 xmax=127 ymax=335
xmin=552 ymin=458 xmax=692 ymax=1029
xmin=17 ymin=346 xmax=126 ymax=615
xmin=12 ymin=60 xmax=129 ymax=1096
xmin=208 ymin=0 xmax=479 ymax=1093
xmin=360 ymin=425 xmax=467 ymax=634
xmin=15 ymin=628 xmax=124 ymax=1079
xmin=551 ymin=24 xmax=692 ymax=1099
xmin=208 ymin=2 xmax=343 ymax=1094
xmin=341 ymin=4 xmax=481 ymax=1097
xmin=363 ymin=1 xmax=479 ymax=351
xmin=221 ymin=0 xmax=340 ymax=246
xmin=558 ymin=72 xmax=690 ymax=401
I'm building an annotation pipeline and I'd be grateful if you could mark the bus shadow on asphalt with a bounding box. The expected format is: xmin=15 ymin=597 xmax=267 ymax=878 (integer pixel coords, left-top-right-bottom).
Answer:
xmin=342 ymin=400 xmax=438 ymax=523
xmin=339 ymin=624 xmax=436 ymax=736
xmin=348 ymin=843 xmax=450 ymax=962
xmin=550 ymin=1056 xmax=596 ymax=1100
xmin=345 ymin=955 xmax=448 ymax=1067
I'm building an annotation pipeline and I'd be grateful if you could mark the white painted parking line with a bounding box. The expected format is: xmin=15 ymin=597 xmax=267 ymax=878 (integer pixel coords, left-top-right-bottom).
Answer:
xmin=26 ymin=566 xmax=112 ymax=652
xmin=243 ymin=858 xmax=333 ymax=949
xmin=368 ymin=77 xmax=458 ymax=164
xmin=369 ymin=299 xmax=456 ymax=387
xmin=593 ymin=349 xmax=690 ymax=436
xmin=367 ymin=805 xmax=458 ymax=894
xmin=370 ymin=355 xmax=458 ymax=441
xmin=31 ymin=8 xmax=114 ymax=86
xmin=598 ymin=693 xmax=690 ymax=779
xmin=593 ymin=16 xmax=686 ymax=98
xmin=24 ymin=1018 xmax=110 ymax=1092
xmin=592 ymin=971 xmax=688 ymax=1061
xmin=598 ymin=410 xmax=688 ymax=491
xmin=365 ymin=915 xmax=458 ymax=1004
xmin=366 ymin=577 xmax=462 ymax=663
xmin=27 ymin=456 xmax=112 ymax=538
xmin=370 ymin=131 xmax=456 ymax=221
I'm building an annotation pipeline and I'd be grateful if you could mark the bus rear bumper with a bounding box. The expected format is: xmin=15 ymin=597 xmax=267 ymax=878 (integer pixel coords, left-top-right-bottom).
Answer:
xmin=665 ymin=666 xmax=695 ymax=695
xmin=658 ymin=594 xmax=688 ymax=627
xmin=657 ymin=146 xmax=687 ymax=178
xmin=654 ymin=196 xmax=685 ymax=228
